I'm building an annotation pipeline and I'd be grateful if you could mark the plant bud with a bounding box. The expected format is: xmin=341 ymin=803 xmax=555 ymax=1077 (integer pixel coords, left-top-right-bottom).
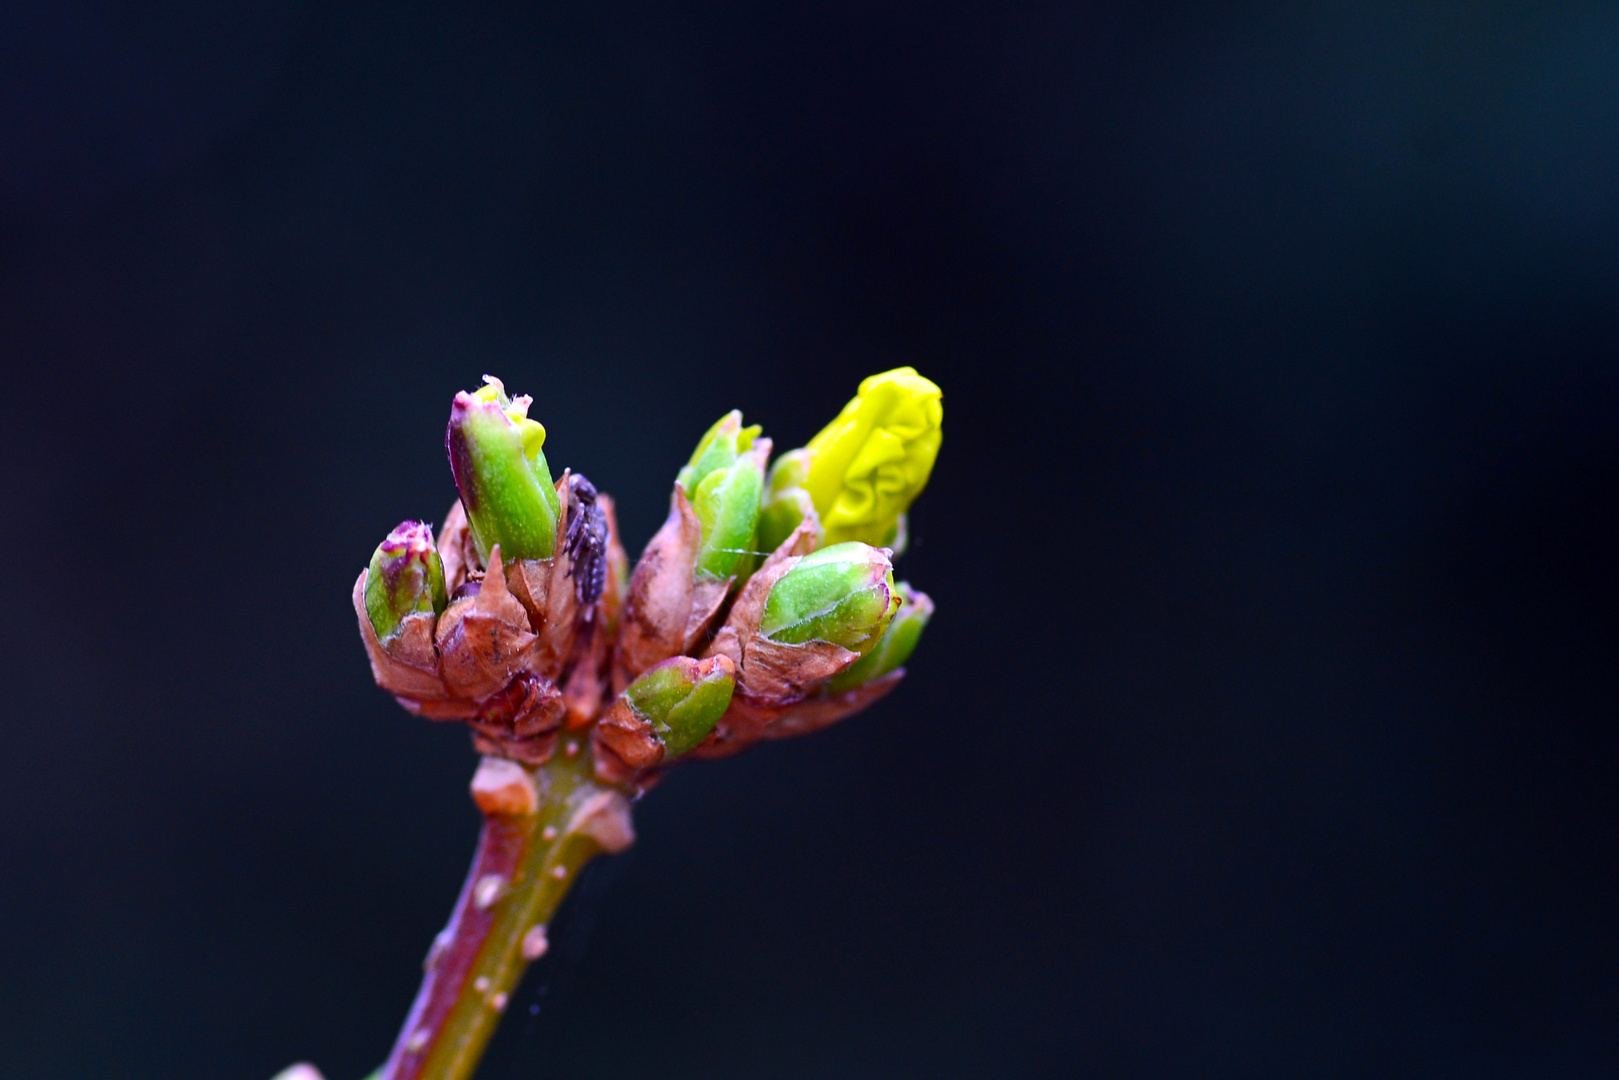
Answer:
xmin=364 ymin=521 xmax=448 ymax=641
xmin=616 ymin=416 xmax=770 ymax=680
xmin=759 ymin=541 xmax=900 ymax=655
xmin=594 ymin=655 xmax=736 ymax=783
xmin=623 ymin=655 xmax=737 ymax=758
xmin=759 ymin=368 xmax=941 ymax=551
xmin=803 ymin=367 xmax=941 ymax=548
xmin=823 ymin=582 xmax=932 ymax=693
xmin=755 ymin=449 xmax=822 ymax=555
xmin=446 ymin=375 xmax=562 ymax=563
xmin=677 ymin=410 xmax=766 ymax=581
xmin=677 ymin=410 xmax=760 ymax=492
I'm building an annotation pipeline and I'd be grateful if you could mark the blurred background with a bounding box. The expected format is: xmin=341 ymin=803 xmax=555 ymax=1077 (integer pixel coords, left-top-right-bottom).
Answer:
xmin=2 ymin=2 xmax=1616 ymax=1077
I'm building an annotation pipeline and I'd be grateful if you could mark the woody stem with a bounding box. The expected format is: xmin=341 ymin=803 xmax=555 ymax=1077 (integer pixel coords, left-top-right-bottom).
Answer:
xmin=379 ymin=741 xmax=619 ymax=1080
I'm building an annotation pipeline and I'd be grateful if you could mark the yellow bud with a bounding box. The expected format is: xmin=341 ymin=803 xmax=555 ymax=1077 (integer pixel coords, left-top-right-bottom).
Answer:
xmin=802 ymin=367 xmax=942 ymax=547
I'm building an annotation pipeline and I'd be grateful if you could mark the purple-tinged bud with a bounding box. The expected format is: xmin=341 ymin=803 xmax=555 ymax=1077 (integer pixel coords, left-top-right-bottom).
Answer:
xmin=446 ymin=376 xmax=562 ymax=563
xmin=364 ymin=521 xmax=448 ymax=641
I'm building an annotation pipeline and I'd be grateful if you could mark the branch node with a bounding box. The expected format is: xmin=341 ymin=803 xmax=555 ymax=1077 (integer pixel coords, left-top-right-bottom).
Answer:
xmin=470 ymin=757 xmax=539 ymax=817
xmin=521 ymin=924 xmax=550 ymax=960
xmin=566 ymin=789 xmax=637 ymax=853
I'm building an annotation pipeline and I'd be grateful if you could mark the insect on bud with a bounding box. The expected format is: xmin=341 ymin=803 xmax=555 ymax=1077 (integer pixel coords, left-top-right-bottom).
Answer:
xmin=359 ymin=372 xmax=941 ymax=781
xmin=446 ymin=375 xmax=562 ymax=563
xmin=364 ymin=521 xmax=449 ymax=641
xmin=758 ymin=542 xmax=900 ymax=655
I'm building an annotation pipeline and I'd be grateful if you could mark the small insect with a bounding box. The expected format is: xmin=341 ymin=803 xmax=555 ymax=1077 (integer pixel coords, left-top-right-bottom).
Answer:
xmin=564 ymin=473 xmax=609 ymax=609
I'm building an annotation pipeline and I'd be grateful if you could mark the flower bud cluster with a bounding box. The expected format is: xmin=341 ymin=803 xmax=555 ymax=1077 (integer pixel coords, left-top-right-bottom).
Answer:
xmin=357 ymin=379 xmax=627 ymax=764
xmin=357 ymin=368 xmax=940 ymax=786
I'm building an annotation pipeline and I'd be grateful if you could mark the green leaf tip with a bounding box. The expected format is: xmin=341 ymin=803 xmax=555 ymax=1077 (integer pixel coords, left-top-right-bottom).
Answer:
xmin=677 ymin=410 xmax=767 ymax=581
xmin=824 ymin=581 xmax=932 ymax=692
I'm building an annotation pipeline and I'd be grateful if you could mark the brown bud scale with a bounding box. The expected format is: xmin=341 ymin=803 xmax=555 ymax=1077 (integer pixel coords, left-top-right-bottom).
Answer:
xmin=360 ymin=449 xmax=918 ymax=773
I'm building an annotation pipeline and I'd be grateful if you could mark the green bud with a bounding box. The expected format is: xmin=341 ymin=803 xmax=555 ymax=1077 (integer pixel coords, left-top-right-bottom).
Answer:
xmin=446 ymin=376 xmax=562 ymax=562
xmin=677 ymin=409 xmax=761 ymax=491
xmin=622 ymin=655 xmax=737 ymax=758
xmin=677 ymin=410 xmax=766 ymax=581
xmin=755 ymin=486 xmax=816 ymax=556
xmin=756 ymin=448 xmax=816 ymax=554
xmin=759 ymin=542 xmax=900 ymax=654
xmin=824 ymin=582 xmax=932 ymax=692
xmin=364 ymin=520 xmax=448 ymax=641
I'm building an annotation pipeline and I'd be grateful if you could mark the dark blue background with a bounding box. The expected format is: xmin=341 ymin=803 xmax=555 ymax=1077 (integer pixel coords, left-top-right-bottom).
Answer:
xmin=2 ymin=2 xmax=1616 ymax=1077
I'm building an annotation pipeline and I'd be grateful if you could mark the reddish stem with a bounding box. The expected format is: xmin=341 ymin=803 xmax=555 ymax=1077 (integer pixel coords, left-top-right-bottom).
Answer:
xmin=379 ymin=747 xmax=628 ymax=1080
xmin=382 ymin=814 xmax=528 ymax=1080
